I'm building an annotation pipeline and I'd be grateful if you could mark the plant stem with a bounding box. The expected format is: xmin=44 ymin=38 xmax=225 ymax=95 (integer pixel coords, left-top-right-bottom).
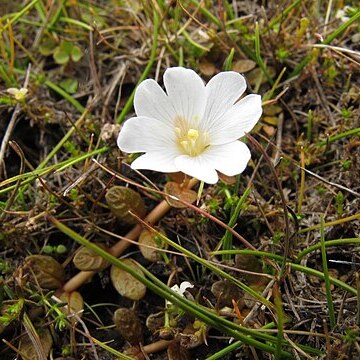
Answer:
xmin=62 ymin=178 xmax=199 ymax=292
xmin=116 ymin=9 xmax=160 ymax=124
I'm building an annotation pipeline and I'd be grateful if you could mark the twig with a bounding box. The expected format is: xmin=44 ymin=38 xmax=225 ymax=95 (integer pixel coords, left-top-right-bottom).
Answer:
xmin=0 ymin=64 xmax=31 ymax=177
xmin=0 ymin=142 xmax=25 ymax=222
xmin=52 ymin=295 xmax=99 ymax=360
xmin=294 ymin=164 xmax=360 ymax=197
xmin=92 ymin=159 xmax=255 ymax=249
xmin=89 ymin=29 xmax=103 ymax=103
xmin=309 ymin=44 xmax=360 ymax=58
xmin=102 ymin=63 xmax=127 ymax=122
xmin=273 ymin=112 xmax=283 ymax=166
xmin=311 ymin=68 xmax=335 ymax=126
xmin=246 ymin=134 xmax=291 ymax=279
xmin=323 ymin=0 xmax=333 ymax=35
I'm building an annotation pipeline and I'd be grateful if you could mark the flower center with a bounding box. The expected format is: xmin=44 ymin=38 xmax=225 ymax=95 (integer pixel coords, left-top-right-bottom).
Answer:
xmin=175 ymin=118 xmax=209 ymax=156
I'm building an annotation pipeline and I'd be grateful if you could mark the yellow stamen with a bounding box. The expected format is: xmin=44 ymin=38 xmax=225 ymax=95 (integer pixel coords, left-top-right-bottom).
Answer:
xmin=174 ymin=116 xmax=209 ymax=157
xmin=180 ymin=140 xmax=188 ymax=148
xmin=187 ymin=129 xmax=199 ymax=141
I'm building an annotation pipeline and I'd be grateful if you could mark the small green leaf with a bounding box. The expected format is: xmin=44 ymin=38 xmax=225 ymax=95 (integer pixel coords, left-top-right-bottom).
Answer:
xmin=61 ymin=40 xmax=73 ymax=53
xmin=53 ymin=47 xmax=70 ymax=65
xmin=71 ymin=45 xmax=83 ymax=62
xmin=59 ymin=78 xmax=78 ymax=94
xmin=39 ymin=36 xmax=57 ymax=56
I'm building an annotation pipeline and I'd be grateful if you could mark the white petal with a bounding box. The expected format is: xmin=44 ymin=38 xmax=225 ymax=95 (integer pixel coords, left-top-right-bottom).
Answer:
xmin=171 ymin=284 xmax=181 ymax=293
xmin=163 ymin=67 xmax=206 ymax=126
xmin=131 ymin=151 xmax=179 ymax=172
xmin=6 ymin=88 xmax=19 ymax=95
xmin=201 ymin=71 xmax=246 ymax=132
xmin=174 ymin=155 xmax=218 ymax=184
xmin=208 ymin=94 xmax=262 ymax=145
xmin=179 ymin=281 xmax=194 ymax=294
xmin=202 ymin=141 xmax=251 ymax=176
xmin=134 ymin=79 xmax=175 ymax=125
xmin=117 ymin=116 xmax=175 ymax=153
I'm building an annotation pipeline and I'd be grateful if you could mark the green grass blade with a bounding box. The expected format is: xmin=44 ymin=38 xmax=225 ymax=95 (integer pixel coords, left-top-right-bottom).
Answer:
xmin=221 ymin=185 xmax=252 ymax=260
xmin=50 ymin=217 xmax=295 ymax=357
xmin=0 ymin=0 xmax=41 ymax=31
xmin=288 ymin=10 xmax=360 ymax=78
xmin=296 ymin=238 xmax=360 ymax=261
xmin=317 ymin=127 xmax=360 ymax=147
xmin=255 ymin=22 xmax=273 ymax=85
xmin=0 ymin=147 xmax=108 ymax=196
xmin=320 ymin=215 xmax=336 ymax=329
xmin=274 ymin=284 xmax=285 ymax=359
xmin=212 ymin=250 xmax=357 ymax=296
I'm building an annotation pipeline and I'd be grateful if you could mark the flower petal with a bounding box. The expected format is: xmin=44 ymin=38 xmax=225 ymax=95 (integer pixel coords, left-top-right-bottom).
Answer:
xmin=179 ymin=281 xmax=194 ymax=294
xmin=208 ymin=94 xmax=262 ymax=145
xmin=134 ymin=79 xmax=175 ymax=125
xmin=174 ymin=155 xmax=218 ymax=184
xmin=131 ymin=151 xmax=179 ymax=172
xmin=163 ymin=67 xmax=206 ymax=126
xmin=203 ymin=141 xmax=251 ymax=176
xmin=201 ymin=71 xmax=246 ymax=132
xmin=117 ymin=116 xmax=175 ymax=153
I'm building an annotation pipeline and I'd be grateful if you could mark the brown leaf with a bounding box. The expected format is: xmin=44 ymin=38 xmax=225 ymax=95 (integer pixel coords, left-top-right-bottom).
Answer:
xmin=106 ymin=186 xmax=145 ymax=224
xmin=164 ymin=182 xmax=197 ymax=208
xmin=232 ymin=59 xmax=256 ymax=73
xmin=138 ymin=229 xmax=167 ymax=262
xmin=73 ymin=245 xmax=109 ymax=271
xmin=25 ymin=255 xmax=65 ymax=289
xmin=110 ymin=259 xmax=146 ymax=300
xmin=113 ymin=307 xmax=144 ymax=344
xmin=58 ymin=291 xmax=84 ymax=321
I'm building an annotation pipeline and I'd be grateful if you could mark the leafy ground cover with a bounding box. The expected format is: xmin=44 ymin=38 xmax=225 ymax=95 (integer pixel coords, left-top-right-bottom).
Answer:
xmin=0 ymin=0 xmax=359 ymax=359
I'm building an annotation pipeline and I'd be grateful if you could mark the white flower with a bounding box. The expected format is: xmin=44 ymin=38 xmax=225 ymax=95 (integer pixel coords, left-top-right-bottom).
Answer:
xmin=171 ymin=281 xmax=194 ymax=295
xmin=7 ymin=87 xmax=28 ymax=101
xmin=117 ymin=67 xmax=262 ymax=184
xmin=166 ymin=281 xmax=194 ymax=308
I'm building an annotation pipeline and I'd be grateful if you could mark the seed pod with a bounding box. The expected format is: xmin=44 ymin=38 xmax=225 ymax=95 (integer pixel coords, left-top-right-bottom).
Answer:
xmin=113 ymin=307 xmax=143 ymax=344
xmin=106 ymin=186 xmax=145 ymax=224
xmin=180 ymin=320 xmax=207 ymax=349
xmin=110 ymin=259 xmax=146 ymax=300
xmin=25 ymin=255 xmax=65 ymax=289
xmin=146 ymin=311 xmax=164 ymax=333
xmin=73 ymin=245 xmax=109 ymax=271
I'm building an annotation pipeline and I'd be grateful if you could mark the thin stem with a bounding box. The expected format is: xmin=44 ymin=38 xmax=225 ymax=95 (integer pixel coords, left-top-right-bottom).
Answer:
xmin=116 ymin=9 xmax=160 ymax=124
xmin=320 ymin=215 xmax=336 ymax=329
xmin=62 ymin=177 xmax=199 ymax=293
xmin=317 ymin=127 xmax=360 ymax=147
xmin=298 ymin=213 xmax=360 ymax=233
xmin=211 ymin=250 xmax=357 ymax=296
xmin=51 ymin=216 xmax=294 ymax=356
xmin=296 ymin=238 xmax=360 ymax=261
